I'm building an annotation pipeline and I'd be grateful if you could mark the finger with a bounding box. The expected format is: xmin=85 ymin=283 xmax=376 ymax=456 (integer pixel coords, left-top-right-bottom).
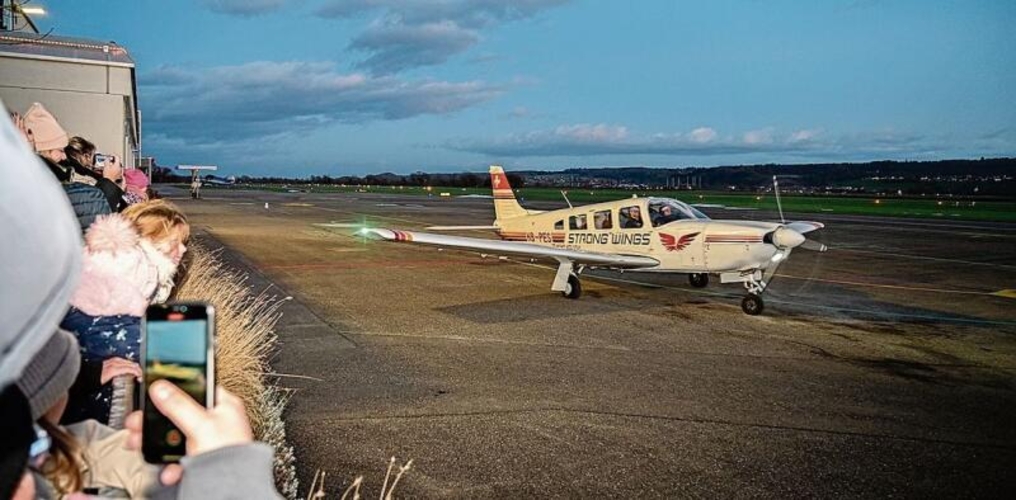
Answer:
xmin=160 ymin=464 xmax=184 ymax=486
xmin=149 ymin=380 xmax=206 ymax=436
xmin=125 ymin=411 xmax=142 ymax=431
xmin=125 ymin=430 xmax=141 ymax=451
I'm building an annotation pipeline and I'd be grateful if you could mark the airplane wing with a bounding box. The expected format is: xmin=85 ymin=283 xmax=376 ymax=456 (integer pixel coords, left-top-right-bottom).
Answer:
xmin=784 ymin=221 xmax=824 ymax=234
xmin=359 ymin=228 xmax=660 ymax=269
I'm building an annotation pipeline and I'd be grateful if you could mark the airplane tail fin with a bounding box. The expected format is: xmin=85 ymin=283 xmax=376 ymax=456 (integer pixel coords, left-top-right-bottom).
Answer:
xmin=489 ymin=165 xmax=529 ymax=222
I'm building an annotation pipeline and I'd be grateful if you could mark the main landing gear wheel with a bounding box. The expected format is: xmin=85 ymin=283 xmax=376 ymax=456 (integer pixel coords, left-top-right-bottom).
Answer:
xmin=689 ymin=273 xmax=709 ymax=288
xmin=741 ymin=294 xmax=764 ymax=315
xmin=562 ymin=274 xmax=582 ymax=299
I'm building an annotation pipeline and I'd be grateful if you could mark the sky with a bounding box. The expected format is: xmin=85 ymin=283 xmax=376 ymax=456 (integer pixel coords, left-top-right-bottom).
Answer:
xmin=32 ymin=0 xmax=1016 ymax=177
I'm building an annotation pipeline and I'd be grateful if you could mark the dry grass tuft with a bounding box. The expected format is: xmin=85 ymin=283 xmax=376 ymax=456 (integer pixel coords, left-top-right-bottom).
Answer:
xmin=175 ymin=241 xmax=299 ymax=498
xmin=305 ymin=458 xmax=413 ymax=500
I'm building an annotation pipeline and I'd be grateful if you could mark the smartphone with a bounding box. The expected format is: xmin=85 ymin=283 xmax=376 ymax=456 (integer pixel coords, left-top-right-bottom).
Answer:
xmin=141 ymin=302 xmax=216 ymax=463
xmin=94 ymin=154 xmax=107 ymax=169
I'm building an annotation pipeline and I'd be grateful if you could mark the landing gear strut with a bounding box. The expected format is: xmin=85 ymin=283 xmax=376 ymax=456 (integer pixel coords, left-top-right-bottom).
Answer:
xmin=739 ymin=267 xmax=773 ymax=316
xmin=562 ymin=274 xmax=582 ymax=299
xmin=689 ymin=273 xmax=709 ymax=288
xmin=552 ymin=260 xmax=584 ymax=299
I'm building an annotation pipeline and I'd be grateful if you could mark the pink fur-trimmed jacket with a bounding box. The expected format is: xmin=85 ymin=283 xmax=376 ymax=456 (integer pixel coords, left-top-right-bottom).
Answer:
xmin=69 ymin=214 xmax=178 ymax=317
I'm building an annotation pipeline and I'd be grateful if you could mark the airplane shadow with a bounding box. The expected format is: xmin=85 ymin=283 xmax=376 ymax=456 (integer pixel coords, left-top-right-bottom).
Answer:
xmin=435 ymin=292 xmax=644 ymax=324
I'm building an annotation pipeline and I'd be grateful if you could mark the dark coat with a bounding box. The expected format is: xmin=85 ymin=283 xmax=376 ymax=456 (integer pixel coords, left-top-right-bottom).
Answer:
xmin=63 ymin=183 xmax=112 ymax=232
xmin=60 ymin=158 xmax=126 ymax=212
xmin=39 ymin=156 xmax=112 ymax=232
xmin=60 ymin=308 xmax=142 ymax=425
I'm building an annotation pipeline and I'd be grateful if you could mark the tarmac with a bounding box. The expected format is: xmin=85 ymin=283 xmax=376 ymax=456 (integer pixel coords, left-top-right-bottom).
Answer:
xmin=167 ymin=186 xmax=1016 ymax=498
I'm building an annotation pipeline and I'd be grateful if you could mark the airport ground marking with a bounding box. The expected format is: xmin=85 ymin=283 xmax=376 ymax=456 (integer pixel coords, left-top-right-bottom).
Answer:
xmin=773 ymin=274 xmax=1004 ymax=296
xmin=314 ymin=407 xmax=1016 ymax=452
xmin=832 ymin=247 xmax=1016 ymax=270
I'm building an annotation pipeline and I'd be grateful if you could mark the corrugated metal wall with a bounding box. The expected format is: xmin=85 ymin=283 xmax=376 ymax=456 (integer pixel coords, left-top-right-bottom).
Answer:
xmin=0 ymin=55 xmax=138 ymax=167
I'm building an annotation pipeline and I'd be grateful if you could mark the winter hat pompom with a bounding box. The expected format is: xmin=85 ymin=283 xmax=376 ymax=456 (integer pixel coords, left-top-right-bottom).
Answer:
xmin=85 ymin=214 xmax=139 ymax=253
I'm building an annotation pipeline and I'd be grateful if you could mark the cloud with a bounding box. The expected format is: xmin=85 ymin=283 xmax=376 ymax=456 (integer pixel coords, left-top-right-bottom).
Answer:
xmin=688 ymin=127 xmax=717 ymax=143
xmin=197 ymin=0 xmax=291 ymax=16
xmin=320 ymin=0 xmax=570 ymax=74
xmin=446 ymin=124 xmax=935 ymax=158
xmin=789 ymin=128 xmax=822 ymax=143
xmin=554 ymin=123 xmax=628 ymax=142
xmin=743 ymin=127 xmax=775 ymax=145
xmin=349 ymin=19 xmax=480 ymax=74
xmin=139 ymin=60 xmax=505 ymax=148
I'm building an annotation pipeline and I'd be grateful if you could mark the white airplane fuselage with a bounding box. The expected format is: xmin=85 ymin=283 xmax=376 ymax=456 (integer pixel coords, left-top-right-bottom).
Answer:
xmin=495 ymin=198 xmax=784 ymax=275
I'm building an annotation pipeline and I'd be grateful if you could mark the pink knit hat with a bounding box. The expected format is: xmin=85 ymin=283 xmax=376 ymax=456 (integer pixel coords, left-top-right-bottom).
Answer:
xmin=124 ymin=168 xmax=150 ymax=191
xmin=23 ymin=103 xmax=69 ymax=152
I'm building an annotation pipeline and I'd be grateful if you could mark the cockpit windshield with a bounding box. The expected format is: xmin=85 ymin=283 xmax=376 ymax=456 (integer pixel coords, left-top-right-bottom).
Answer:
xmin=648 ymin=198 xmax=711 ymax=227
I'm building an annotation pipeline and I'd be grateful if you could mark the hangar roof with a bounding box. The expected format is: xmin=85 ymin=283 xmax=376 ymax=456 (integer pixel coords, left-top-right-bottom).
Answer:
xmin=0 ymin=31 xmax=134 ymax=67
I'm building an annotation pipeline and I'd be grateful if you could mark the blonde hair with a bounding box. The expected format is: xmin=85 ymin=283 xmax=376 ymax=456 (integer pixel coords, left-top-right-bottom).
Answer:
xmin=38 ymin=419 xmax=85 ymax=495
xmin=122 ymin=199 xmax=190 ymax=245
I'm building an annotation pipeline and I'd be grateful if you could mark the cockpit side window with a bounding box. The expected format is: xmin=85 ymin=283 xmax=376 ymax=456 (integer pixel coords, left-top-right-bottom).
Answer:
xmin=569 ymin=214 xmax=587 ymax=230
xmin=619 ymin=205 xmax=644 ymax=229
xmin=649 ymin=200 xmax=709 ymax=226
xmin=554 ymin=219 xmax=564 ymax=230
xmin=593 ymin=210 xmax=613 ymax=230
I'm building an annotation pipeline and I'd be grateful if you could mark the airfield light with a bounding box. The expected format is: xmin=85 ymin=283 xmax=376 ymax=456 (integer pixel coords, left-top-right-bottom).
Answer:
xmin=875 ymin=199 xmax=881 ymax=204
xmin=755 ymin=196 xmax=761 ymax=201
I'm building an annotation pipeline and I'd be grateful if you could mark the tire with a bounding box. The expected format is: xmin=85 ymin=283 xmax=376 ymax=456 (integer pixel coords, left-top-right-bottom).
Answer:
xmin=689 ymin=273 xmax=709 ymax=288
xmin=741 ymin=294 xmax=764 ymax=315
xmin=562 ymin=274 xmax=582 ymax=299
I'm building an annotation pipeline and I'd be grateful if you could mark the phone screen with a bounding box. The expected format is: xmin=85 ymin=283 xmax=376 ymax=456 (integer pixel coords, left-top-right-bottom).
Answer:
xmin=142 ymin=303 xmax=214 ymax=463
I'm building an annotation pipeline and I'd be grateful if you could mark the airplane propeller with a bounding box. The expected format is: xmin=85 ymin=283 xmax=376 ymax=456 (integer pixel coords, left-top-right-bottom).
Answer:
xmin=772 ymin=176 xmax=828 ymax=252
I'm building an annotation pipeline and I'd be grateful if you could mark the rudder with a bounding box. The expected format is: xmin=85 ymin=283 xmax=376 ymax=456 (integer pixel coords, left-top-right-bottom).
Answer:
xmin=489 ymin=165 xmax=529 ymax=221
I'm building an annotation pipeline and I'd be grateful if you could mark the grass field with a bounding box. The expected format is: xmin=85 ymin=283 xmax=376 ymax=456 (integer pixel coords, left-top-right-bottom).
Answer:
xmin=202 ymin=183 xmax=1015 ymax=222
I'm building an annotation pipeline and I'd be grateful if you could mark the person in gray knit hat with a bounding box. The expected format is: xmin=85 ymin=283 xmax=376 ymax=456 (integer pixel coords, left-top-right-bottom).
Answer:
xmin=1 ymin=101 xmax=82 ymax=499
xmin=16 ymin=329 xmax=159 ymax=497
xmin=16 ymin=330 xmax=80 ymax=422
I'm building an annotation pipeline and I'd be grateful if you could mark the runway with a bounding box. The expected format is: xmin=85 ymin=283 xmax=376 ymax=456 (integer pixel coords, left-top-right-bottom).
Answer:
xmin=169 ymin=186 xmax=1016 ymax=497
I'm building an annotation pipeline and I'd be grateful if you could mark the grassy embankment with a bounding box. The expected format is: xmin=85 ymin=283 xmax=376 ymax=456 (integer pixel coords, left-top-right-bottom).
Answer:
xmin=219 ymin=184 xmax=1016 ymax=222
xmin=174 ymin=243 xmax=299 ymax=498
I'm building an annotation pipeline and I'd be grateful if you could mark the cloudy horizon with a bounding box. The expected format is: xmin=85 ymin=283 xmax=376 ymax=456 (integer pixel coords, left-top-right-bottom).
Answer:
xmin=36 ymin=0 xmax=1016 ymax=176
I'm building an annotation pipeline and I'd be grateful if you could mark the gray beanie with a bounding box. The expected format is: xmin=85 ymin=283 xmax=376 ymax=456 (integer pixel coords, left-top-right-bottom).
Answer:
xmin=16 ymin=330 xmax=81 ymax=421
xmin=0 ymin=99 xmax=82 ymax=389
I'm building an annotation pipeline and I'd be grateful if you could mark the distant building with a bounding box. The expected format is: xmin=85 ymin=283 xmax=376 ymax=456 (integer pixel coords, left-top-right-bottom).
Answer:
xmin=0 ymin=31 xmax=140 ymax=167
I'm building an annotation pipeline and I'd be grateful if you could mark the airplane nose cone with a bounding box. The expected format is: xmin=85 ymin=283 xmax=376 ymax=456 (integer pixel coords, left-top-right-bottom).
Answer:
xmin=773 ymin=227 xmax=805 ymax=249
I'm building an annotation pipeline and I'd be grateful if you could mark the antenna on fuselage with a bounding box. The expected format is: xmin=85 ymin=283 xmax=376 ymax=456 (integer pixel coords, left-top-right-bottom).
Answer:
xmin=561 ymin=190 xmax=573 ymax=209
xmin=773 ymin=175 xmax=786 ymax=224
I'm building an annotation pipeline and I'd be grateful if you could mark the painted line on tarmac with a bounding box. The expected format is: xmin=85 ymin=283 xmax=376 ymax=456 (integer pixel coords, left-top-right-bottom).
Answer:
xmin=259 ymin=259 xmax=451 ymax=271
xmin=831 ymin=247 xmax=1016 ymax=270
xmin=773 ymin=274 xmax=1006 ymax=296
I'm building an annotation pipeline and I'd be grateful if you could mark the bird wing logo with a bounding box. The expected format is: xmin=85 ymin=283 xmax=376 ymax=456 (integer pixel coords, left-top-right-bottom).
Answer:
xmin=660 ymin=232 xmax=700 ymax=252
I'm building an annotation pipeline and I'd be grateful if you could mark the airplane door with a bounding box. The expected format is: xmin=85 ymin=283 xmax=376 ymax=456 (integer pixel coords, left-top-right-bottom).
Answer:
xmin=667 ymin=221 xmax=706 ymax=270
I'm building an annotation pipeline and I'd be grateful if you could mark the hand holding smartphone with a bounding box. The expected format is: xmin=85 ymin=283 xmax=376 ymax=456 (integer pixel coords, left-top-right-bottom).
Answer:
xmin=142 ymin=302 xmax=216 ymax=463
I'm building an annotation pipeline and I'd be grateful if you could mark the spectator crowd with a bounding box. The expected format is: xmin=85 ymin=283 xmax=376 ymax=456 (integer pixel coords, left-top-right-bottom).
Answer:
xmin=2 ymin=101 xmax=284 ymax=499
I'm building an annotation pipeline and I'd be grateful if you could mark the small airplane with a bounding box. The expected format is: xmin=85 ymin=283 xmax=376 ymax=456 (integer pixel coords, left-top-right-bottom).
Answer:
xmin=202 ymin=175 xmax=236 ymax=186
xmin=358 ymin=166 xmax=826 ymax=315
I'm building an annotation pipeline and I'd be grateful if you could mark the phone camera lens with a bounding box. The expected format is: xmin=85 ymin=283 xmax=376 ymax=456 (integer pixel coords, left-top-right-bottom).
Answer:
xmin=180 ymin=306 xmax=188 ymax=312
